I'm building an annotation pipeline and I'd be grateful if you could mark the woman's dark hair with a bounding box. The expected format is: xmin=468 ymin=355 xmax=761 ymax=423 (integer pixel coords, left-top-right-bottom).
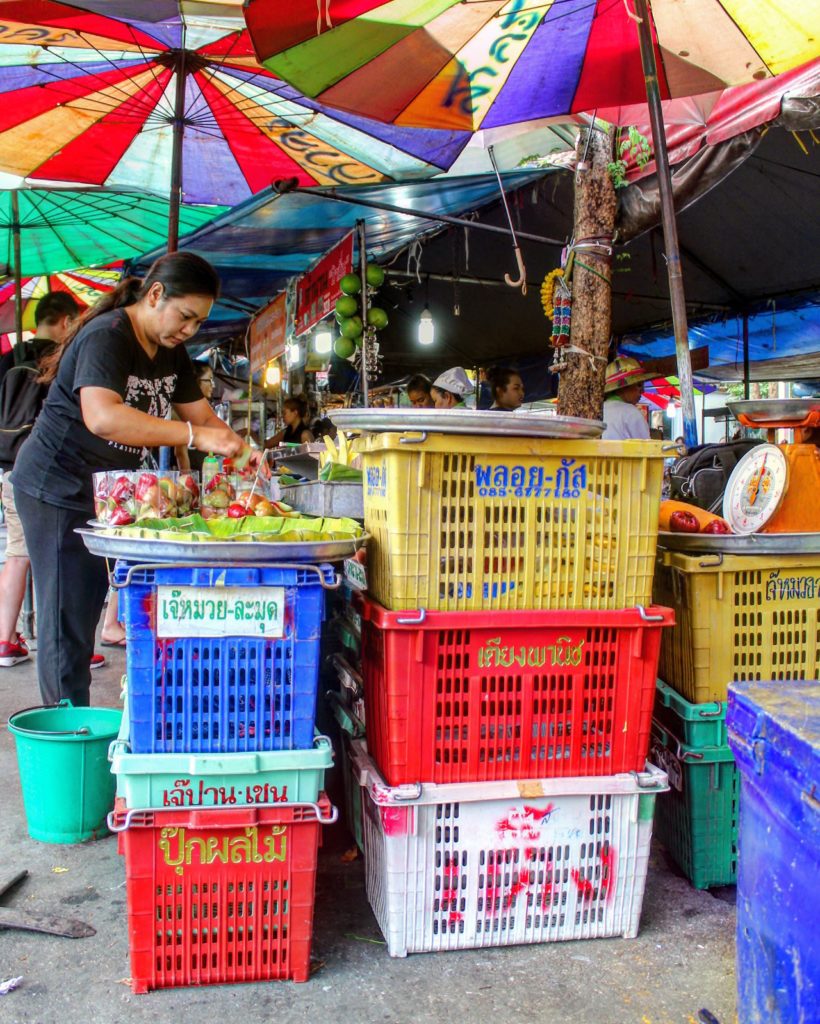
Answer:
xmin=283 ymin=395 xmax=308 ymax=421
xmin=406 ymin=374 xmax=432 ymax=396
xmin=193 ymin=361 xmax=214 ymax=382
xmin=486 ymin=366 xmax=521 ymax=400
xmin=40 ymin=252 xmax=220 ymax=383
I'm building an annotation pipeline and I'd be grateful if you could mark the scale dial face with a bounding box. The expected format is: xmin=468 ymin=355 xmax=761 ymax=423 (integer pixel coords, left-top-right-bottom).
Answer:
xmin=723 ymin=444 xmax=789 ymax=534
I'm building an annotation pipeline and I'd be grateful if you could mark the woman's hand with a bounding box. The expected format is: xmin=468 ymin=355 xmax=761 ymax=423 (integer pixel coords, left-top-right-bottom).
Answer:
xmin=192 ymin=423 xmax=245 ymax=457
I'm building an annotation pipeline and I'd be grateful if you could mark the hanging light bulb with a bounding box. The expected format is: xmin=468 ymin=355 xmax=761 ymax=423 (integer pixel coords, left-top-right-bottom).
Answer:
xmin=418 ymin=306 xmax=435 ymax=346
xmin=314 ymin=328 xmax=333 ymax=354
xmin=264 ymin=361 xmax=281 ymax=387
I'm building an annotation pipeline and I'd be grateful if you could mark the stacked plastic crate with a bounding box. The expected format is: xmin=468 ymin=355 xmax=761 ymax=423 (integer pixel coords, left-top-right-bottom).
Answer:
xmin=108 ymin=561 xmax=337 ymax=992
xmin=349 ymin=433 xmax=673 ymax=956
xmin=650 ymin=551 xmax=820 ymax=888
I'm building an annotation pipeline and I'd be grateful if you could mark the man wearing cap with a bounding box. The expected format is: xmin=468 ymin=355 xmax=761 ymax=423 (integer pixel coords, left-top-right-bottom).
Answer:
xmin=602 ymin=357 xmax=652 ymax=440
xmin=431 ymin=367 xmax=474 ymax=409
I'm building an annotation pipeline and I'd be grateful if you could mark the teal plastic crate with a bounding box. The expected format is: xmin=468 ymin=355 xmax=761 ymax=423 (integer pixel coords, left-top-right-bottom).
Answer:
xmin=110 ymin=706 xmax=332 ymax=808
xmin=651 ymin=718 xmax=738 ymax=889
xmin=655 ymin=678 xmax=727 ymax=747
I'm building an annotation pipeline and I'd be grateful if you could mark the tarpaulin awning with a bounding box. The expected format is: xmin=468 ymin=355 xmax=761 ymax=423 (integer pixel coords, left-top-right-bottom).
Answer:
xmin=135 ymin=169 xmax=550 ymax=316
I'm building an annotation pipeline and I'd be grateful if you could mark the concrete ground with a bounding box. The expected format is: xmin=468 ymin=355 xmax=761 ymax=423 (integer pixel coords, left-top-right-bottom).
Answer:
xmin=0 ymin=642 xmax=737 ymax=1024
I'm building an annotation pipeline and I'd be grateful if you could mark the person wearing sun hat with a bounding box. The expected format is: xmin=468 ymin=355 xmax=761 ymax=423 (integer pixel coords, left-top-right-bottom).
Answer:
xmin=431 ymin=366 xmax=474 ymax=409
xmin=601 ymin=356 xmax=653 ymax=440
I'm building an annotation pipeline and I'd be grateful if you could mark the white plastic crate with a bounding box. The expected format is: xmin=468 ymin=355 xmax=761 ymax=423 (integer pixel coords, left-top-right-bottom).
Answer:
xmin=351 ymin=743 xmax=667 ymax=957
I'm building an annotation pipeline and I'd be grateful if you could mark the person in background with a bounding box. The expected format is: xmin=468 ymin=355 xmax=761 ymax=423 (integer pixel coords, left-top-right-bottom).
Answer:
xmin=675 ymin=435 xmax=687 ymax=455
xmin=175 ymin=362 xmax=216 ymax=472
xmin=601 ymin=357 xmax=652 ymax=440
xmin=406 ymin=374 xmax=435 ymax=408
xmin=12 ymin=252 xmax=250 ymax=706
xmin=0 ymin=292 xmax=81 ymax=667
xmin=487 ymin=366 xmax=525 ymax=411
xmin=431 ymin=367 xmax=473 ymax=409
xmin=266 ymin=395 xmax=314 ymax=446
xmin=311 ymin=417 xmax=337 ymax=441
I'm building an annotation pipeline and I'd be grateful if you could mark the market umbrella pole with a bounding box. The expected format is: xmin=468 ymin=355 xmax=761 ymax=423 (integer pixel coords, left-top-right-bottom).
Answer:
xmin=167 ymin=48 xmax=187 ymax=254
xmin=634 ymin=0 xmax=697 ymax=448
xmin=357 ymin=219 xmax=370 ymax=407
xmin=11 ymin=190 xmax=24 ymax=365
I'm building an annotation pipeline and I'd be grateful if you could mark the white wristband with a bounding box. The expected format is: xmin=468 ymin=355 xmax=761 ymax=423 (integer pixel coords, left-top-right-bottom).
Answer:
xmin=186 ymin=421 xmax=195 ymax=449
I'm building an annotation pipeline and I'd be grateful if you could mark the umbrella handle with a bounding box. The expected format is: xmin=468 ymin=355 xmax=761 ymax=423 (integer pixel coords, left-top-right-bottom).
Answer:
xmin=504 ymin=247 xmax=527 ymax=295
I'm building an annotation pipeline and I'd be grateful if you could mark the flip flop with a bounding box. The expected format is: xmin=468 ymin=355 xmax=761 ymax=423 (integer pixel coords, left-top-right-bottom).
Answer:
xmin=100 ymin=638 xmax=126 ymax=648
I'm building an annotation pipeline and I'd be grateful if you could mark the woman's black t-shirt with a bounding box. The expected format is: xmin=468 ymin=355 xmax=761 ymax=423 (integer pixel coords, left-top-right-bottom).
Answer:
xmin=12 ymin=308 xmax=201 ymax=511
xmin=281 ymin=421 xmax=311 ymax=444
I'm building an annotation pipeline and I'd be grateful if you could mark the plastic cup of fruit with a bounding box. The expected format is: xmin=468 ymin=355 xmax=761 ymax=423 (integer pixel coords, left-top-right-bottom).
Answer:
xmin=94 ymin=470 xmax=138 ymax=526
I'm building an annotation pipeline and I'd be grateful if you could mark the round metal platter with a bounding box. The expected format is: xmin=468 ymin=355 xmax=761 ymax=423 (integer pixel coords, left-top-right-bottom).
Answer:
xmin=658 ymin=530 xmax=820 ymax=555
xmin=76 ymin=528 xmax=367 ymax=563
xmin=328 ymin=407 xmax=604 ymax=439
xmin=727 ymin=398 xmax=820 ymax=425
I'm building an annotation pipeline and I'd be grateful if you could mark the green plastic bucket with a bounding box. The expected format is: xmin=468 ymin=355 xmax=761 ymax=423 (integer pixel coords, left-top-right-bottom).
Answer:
xmin=8 ymin=700 xmax=122 ymax=844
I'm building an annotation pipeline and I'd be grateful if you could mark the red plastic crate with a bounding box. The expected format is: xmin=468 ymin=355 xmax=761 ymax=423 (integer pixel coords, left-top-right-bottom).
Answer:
xmin=112 ymin=796 xmax=333 ymax=992
xmin=360 ymin=597 xmax=673 ymax=785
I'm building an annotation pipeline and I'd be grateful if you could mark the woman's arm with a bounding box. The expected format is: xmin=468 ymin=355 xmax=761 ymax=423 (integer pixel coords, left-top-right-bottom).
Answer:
xmin=264 ymin=428 xmax=286 ymax=450
xmin=300 ymin=428 xmax=315 ymax=443
xmin=80 ymin=388 xmax=245 ymax=456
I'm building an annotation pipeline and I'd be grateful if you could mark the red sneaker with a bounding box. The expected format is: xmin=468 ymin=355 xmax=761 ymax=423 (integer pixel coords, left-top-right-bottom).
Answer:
xmin=90 ymin=653 xmax=106 ymax=670
xmin=0 ymin=639 xmax=29 ymax=667
xmin=15 ymin=634 xmax=29 ymax=654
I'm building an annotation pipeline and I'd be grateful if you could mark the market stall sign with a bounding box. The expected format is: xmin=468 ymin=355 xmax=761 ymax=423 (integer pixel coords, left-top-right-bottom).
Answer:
xmin=249 ymin=292 xmax=287 ymax=373
xmin=295 ymin=231 xmax=354 ymax=336
xmin=156 ymin=586 xmax=285 ymax=638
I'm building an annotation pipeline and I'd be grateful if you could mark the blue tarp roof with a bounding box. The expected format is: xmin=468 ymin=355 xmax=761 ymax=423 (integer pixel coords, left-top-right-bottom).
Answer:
xmin=621 ymin=292 xmax=820 ymax=374
xmin=137 ymin=171 xmax=548 ymax=335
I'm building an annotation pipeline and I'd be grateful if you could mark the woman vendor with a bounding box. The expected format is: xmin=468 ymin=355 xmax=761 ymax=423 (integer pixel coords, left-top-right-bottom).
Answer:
xmin=12 ymin=252 xmax=254 ymax=707
xmin=431 ymin=367 xmax=473 ymax=409
xmin=266 ymin=396 xmax=314 ymax=446
xmin=486 ymin=366 xmax=525 ymax=411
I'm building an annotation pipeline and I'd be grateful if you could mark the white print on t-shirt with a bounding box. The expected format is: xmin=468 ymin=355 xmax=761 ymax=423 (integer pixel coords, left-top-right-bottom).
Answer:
xmin=105 ymin=372 xmax=179 ymax=457
xmin=124 ymin=372 xmax=179 ymax=418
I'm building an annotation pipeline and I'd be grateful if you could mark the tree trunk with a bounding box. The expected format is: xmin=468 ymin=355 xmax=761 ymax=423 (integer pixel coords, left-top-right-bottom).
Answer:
xmin=557 ymin=125 xmax=617 ymax=420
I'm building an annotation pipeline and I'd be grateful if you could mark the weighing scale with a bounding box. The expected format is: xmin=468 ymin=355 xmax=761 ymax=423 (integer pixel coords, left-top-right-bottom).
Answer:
xmin=724 ymin=399 xmax=820 ymax=534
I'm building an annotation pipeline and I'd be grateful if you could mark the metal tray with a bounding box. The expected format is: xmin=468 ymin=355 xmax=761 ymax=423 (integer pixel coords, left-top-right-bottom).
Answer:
xmin=328 ymin=407 xmax=604 ymax=439
xmin=279 ymin=481 xmax=364 ymax=520
xmin=727 ymin=399 xmax=820 ymax=425
xmin=77 ymin=528 xmax=367 ymax=564
xmin=658 ymin=531 xmax=820 ymax=555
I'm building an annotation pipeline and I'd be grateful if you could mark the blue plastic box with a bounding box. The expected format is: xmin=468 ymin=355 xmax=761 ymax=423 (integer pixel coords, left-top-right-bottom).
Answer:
xmin=115 ymin=562 xmax=336 ymax=754
xmin=727 ymin=681 xmax=820 ymax=1024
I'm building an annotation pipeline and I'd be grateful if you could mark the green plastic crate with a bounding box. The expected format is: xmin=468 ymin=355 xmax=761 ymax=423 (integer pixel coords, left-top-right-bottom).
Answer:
xmin=651 ymin=718 xmax=738 ymax=889
xmin=655 ymin=678 xmax=728 ymax=747
xmin=331 ymin=695 xmax=365 ymax=852
xmin=110 ymin=705 xmax=332 ymax=808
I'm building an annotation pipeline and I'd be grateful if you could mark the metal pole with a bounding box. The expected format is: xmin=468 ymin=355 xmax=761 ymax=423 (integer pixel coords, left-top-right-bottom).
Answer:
xmin=357 ymin=219 xmax=369 ymax=407
xmin=742 ymin=313 xmax=750 ymax=400
xmin=272 ymin=180 xmax=564 ymax=247
xmin=11 ymin=190 xmax=25 ymax=366
xmin=634 ymin=0 xmax=697 ymax=449
xmin=167 ymin=47 xmax=187 ymax=253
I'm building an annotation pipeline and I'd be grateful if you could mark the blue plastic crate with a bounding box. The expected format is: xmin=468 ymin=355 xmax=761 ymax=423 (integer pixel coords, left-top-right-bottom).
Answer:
xmin=115 ymin=562 xmax=336 ymax=754
xmin=728 ymin=680 xmax=820 ymax=1024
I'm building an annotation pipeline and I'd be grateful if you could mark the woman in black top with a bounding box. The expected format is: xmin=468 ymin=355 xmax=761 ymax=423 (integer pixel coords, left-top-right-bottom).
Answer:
xmin=266 ymin=396 xmax=314 ymax=447
xmin=12 ymin=252 xmax=253 ymax=706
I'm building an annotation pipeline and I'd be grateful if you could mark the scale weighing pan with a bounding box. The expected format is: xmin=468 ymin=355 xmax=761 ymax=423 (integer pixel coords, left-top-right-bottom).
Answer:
xmin=727 ymin=398 xmax=820 ymax=430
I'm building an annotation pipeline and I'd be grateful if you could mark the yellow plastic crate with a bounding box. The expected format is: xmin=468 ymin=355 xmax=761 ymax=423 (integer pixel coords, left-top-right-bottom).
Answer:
xmin=358 ymin=433 xmax=664 ymax=611
xmin=654 ymin=550 xmax=820 ymax=702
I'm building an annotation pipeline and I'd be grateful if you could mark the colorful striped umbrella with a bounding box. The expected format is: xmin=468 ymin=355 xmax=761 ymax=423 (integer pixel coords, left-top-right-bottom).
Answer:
xmin=0 ymin=263 xmax=122 ymax=337
xmin=0 ymin=189 xmax=227 ymax=277
xmin=0 ymin=1 xmax=475 ymax=250
xmin=246 ymin=0 xmax=819 ymax=131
